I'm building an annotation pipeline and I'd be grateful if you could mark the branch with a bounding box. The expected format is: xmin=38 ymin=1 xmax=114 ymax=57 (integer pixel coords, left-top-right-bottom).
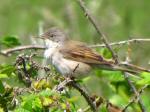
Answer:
xmin=70 ymin=81 xmax=97 ymax=112
xmin=122 ymin=44 xmax=146 ymax=112
xmin=123 ymin=84 xmax=149 ymax=112
xmin=0 ymin=45 xmax=45 ymax=56
xmin=53 ymin=78 xmax=97 ymax=112
xmin=82 ymin=97 xmax=103 ymax=112
xmin=0 ymin=38 xmax=150 ymax=56
xmin=106 ymin=102 xmax=122 ymax=112
xmin=76 ymin=0 xmax=146 ymax=111
xmin=90 ymin=38 xmax=150 ymax=48
xmin=119 ymin=43 xmax=146 ymax=112
xmin=76 ymin=0 xmax=118 ymax=64
xmin=53 ymin=78 xmax=73 ymax=92
xmin=123 ymin=72 xmax=146 ymax=112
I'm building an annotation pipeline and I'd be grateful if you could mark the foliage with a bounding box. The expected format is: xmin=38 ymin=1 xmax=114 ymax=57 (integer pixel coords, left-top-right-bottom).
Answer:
xmin=0 ymin=0 xmax=150 ymax=112
xmin=0 ymin=36 xmax=21 ymax=48
xmin=0 ymin=37 xmax=149 ymax=111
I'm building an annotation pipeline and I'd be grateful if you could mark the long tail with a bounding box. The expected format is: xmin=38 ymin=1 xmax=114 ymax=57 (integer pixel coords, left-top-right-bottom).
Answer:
xmin=112 ymin=65 xmax=139 ymax=74
xmin=95 ymin=64 xmax=138 ymax=74
xmin=95 ymin=62 xmax=150 ymax=76
xmin=119 ymin=62 xmax=150 ymax=73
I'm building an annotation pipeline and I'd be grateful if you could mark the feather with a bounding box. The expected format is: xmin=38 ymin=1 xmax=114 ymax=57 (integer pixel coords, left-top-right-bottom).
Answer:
xmin=59 ymin=41 xmax=115 ymax=65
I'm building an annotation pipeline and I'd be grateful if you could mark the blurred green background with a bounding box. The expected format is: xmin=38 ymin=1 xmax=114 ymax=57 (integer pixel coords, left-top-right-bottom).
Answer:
xmin=0 ymin=0 xmax=150 ymax=111
xmin=0 ymin=0 xmax=150 ymax=65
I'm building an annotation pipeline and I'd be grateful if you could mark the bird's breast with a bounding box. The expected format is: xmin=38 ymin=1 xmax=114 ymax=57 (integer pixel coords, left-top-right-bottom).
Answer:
xmin=44 ymin=48 xmax=56 ymax=59
xmin=44 ymin=48 xmax=91 ymax=77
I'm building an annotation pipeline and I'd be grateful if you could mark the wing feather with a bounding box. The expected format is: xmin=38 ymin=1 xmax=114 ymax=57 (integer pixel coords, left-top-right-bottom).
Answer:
xmin=59 ymin=41 xmax=114 ymax=65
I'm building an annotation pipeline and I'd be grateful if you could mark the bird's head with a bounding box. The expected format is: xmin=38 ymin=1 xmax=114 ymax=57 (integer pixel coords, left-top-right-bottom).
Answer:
xmin=40 ymin=27 xmax=68 ymax=48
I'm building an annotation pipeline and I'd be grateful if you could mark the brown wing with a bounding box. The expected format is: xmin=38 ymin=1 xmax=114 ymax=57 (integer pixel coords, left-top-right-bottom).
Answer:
xmin=59 ymin=41 xmax=114 ymax=65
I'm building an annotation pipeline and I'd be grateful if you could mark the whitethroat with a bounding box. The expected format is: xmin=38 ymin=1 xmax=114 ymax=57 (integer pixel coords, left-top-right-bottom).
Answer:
xmin=38 ymin=27 xmax=142 ymax=77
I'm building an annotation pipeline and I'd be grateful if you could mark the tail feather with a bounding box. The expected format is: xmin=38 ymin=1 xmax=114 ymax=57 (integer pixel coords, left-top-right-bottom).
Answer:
xmin=94 ymin=64 xmax=140 ymax=78
xmin=112 ymin=66 xmax=139 ymax=74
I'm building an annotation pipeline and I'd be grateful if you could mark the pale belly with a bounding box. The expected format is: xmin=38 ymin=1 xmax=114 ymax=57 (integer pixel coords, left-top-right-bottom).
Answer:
xmin=53 ymin=57 xmax=91 ymax=76
xmin=44 ymin=48 xmax=91 ymax=77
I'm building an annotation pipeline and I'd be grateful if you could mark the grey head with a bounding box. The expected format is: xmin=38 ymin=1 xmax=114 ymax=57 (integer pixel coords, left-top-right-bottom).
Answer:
xmin=41 ymin=27 xmax=68 ymax=43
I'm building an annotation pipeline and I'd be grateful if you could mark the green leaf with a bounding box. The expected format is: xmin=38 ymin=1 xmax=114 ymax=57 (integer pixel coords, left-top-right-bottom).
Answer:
xmin=14 ymin=108 xmax=30 ymax=112
xmin=0 ymin=74 xmax=8 ymax=79
xmin=100 ymin=48 xmax=112 ymax=59
xmin=81 ymin=76 xmax=91 ymax=82
xmin=32 ymin=97 xmax=42 ymax=112
xmin=22 ymin=94 xmax=37 ymax=111
xmin=110 ymin=94 xmax=127 ymax=106
xmin=104 ymin=71 xmax=124 ymax=82
xmin=41 ymin=97 xmax=53 ymax=107
xmin=1 ymin=36 xmax=21 ymax=47
xmin=21 ymin=94 xmax=42 ymax=112
xmin=0 ymin=65 xmax=15 ymax=76
xmin=141 ymin=94 xmax=150 ymax=111
xmin=38 ymin=88 xmax=53 ymax=97
xmin=136 ymin=72 xmax=150 ymax=85
xmin=0 ymin=80 xmax=5 ymax=94
xmin=95 ymin=70 xmax=124 ymax=82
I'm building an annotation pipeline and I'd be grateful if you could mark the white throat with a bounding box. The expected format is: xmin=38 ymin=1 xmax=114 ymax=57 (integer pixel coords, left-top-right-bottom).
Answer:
xmin=45 ymin=39 xmax=59 ymax=49
xmin=44 ymin=39 xmax=61 ymax=60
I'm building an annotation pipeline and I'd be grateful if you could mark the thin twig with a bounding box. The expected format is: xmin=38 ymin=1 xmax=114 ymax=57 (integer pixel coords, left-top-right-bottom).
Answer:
xmin=76 ymin=0 xmax=146 ymax=111
xmin=90 ymin=38 xmax=150 ymax=48
xmin=123 ymin=72 xmax=146 ymax=112
xmin=53 ymin=78 xmax=73 ymax=92
xmin=53 ymin=78 xmax=97 ymax=112
xmin=106 ymin=101 xmax=122 ymax=112
xmin=82 ymin=97 xmax=103 ymax=112
xmin=0 ymin=45 xmax=45 ymax=56
xmin=77 ymin=0 xmax=118 ymax=64
xmin=0 ymin=38 xmax=150 ymax=56
xmin=123 ymin=84 xmax=149 ymax=112
xmin=70 ymin=81 xmax=97 ymax=112
xmin=123 ymin=44 xmax=146 ymax=112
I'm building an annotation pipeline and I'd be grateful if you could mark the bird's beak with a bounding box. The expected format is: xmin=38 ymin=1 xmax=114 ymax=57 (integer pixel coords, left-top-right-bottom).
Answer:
xmin=32 ymin=35 xmax=45 ymax=40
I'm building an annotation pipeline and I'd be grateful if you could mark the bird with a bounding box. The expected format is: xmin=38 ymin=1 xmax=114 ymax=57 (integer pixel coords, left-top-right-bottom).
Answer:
xmin=38 ymin=27 xmax=147 ymax=77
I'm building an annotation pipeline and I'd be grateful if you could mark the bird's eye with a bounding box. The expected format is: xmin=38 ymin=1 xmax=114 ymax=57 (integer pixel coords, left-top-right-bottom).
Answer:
xmin=50 ymin=34 xmax=54 ymax=37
